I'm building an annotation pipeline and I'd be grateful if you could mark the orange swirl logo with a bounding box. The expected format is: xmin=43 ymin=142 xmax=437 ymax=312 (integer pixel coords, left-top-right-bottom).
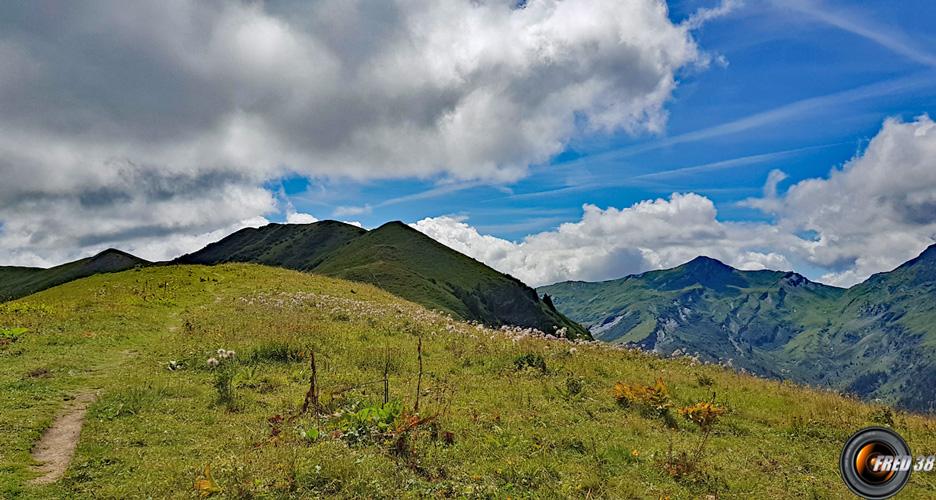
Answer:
xmin=840 ymin=427 xmax=912 ymax=499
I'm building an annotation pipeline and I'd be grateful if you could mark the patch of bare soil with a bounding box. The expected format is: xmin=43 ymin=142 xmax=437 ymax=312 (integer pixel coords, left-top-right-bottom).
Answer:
xmin=29 ymin=392 xmax=96 ymax=485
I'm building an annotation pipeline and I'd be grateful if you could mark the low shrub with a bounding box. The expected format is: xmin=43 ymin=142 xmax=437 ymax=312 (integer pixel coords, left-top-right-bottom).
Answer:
xmin=564 ymin=376 xmax=585 ymax=397
xmin=513 ymin=353 xmax=548 ymax=374
xmin=338 ymin=401 xmax=403 ymax=445
xmin=869 ymin=405 xmax=895 ymax=427
xmin=679 ymin=401 xmax=726 ymax=431
xmin=614 ymin=378 xmax=675 ymax=426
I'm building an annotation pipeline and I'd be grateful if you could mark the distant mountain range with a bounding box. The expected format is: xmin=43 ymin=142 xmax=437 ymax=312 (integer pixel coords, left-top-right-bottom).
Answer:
xmin=538 ymin=245 xmax=936 ymax=412
xmin=0 ymin=221 xmax=587 ymax=339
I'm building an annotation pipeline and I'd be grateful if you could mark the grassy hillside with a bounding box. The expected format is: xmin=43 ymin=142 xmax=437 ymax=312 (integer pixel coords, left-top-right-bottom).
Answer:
xmin=313 ymin=222 xmax=587 ymax=338
xmin=175 ymin=221 xmax=366 ymax=271
xmin=178 ymin=220 xmax=588 ymax=339
xmin=1 ymin=264 xmax=935 ymax=498
xmin=0 ymin=249 xmax=149 ymax=302
xmin=539 ymin=250 xmax=936 ymax=412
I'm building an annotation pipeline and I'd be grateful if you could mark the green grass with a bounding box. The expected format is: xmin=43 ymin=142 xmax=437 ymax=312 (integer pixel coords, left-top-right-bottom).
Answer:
xmin=178 ymin=220 xmax=589 ymax=338
xmin=1 ymin=264 xmax=935 ymax=498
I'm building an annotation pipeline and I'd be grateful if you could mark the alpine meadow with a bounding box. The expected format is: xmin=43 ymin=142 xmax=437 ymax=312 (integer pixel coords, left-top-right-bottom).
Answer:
xmin=2 ymin=0 xmax=936 ymax=498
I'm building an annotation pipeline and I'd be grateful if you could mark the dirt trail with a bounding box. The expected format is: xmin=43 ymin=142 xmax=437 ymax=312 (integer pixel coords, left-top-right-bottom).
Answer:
xmin=29 ymin=392 xmax=97 ymax=485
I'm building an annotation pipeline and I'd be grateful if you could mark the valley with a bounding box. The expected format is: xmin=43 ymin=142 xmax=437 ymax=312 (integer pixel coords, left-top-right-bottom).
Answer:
xmin=539 ymin=246 xmax=936 ymax=412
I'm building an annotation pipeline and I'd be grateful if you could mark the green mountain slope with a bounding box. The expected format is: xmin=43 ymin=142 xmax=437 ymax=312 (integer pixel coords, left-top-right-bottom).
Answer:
xmin=0 ymin=249 xmax=149 ymax=302
xmin=178 ymin=220 xmax=588 ymax=338
xmin=176 ymin=220 xmax=366 ymax=270
xmin=2 ymin=264 xmax=934 ymax=497
xmin=539 ymin=248 xmax=936 ymax=412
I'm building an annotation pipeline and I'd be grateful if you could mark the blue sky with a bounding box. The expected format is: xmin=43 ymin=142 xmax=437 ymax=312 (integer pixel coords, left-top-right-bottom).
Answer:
xmin=1 ymin=0 xmax=935 ymax=287
xmin=281 ymin=1 xmax=936 ymax=239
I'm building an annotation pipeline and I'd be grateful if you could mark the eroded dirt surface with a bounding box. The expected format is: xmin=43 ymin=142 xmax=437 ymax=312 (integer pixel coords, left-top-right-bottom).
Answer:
xmin=29 ymin=392 xmax=96 ymax=485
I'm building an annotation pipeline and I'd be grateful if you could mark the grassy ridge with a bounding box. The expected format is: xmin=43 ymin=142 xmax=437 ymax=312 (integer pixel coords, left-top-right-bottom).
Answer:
xmin=178 ymin=220 xmax=588 ymax=338
xmin=0 ymin=249 xmax=148 ymax=302
xmin=1 ymin=264 xmax=934 ymax=498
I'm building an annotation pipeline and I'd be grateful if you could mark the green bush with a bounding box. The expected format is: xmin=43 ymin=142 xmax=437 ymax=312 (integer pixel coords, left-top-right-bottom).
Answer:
xmin=513 ymin=353 xmax=548 ymax=374
xmin=339 ymin=401 xmax=402 ymax=445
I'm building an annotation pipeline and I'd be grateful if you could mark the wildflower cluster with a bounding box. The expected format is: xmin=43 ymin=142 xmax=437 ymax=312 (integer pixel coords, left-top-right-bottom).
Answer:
xmin=679 ymin=401 xmax=726 ymax=431
xmin=207 ymin=348 xmax=236 ymax=368
xmin=613 ymin=378 xmax=673 ymax=414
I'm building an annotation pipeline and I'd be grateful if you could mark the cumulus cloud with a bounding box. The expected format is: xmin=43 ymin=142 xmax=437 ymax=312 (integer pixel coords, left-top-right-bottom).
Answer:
xmin=415 ymin=116 xmax=936 ymax=288
xmin=285 ymin=210 xmax=319 ymax=224
xmin=412 ymin=194 xmax=792 ymax=287
xmin=745 ymin=115 xmax=936 ymax=286
xmin=0 ymin=0 xmax=705 ymax=265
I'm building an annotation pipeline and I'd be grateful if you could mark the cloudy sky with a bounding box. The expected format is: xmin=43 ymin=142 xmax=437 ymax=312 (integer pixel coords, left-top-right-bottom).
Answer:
xmin=1 ymin=0 xmax=935 ymax=288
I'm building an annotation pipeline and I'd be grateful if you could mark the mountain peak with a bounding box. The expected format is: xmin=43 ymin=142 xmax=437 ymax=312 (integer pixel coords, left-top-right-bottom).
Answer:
xmin=641 ymin=255 xmax=745 ymax=291
xmin=92 ymin=248 xmax=137 ymax=260
xmin=685 ymin=255 xmax=730 ymax=268
xmin=680 ymin=256 xmax=736 ymax=278
xmin=85 ymin=248 xmax=149 ymax=267
xmin=374 ymin=220 xmax=412 ymax=231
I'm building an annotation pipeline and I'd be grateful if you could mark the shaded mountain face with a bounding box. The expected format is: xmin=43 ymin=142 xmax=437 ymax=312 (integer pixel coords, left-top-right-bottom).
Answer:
xmin=175 ymin=220 xmax=367 ymax=271
xmin=0 ymin=249 xmax=150 ymax=301
xmin=539 ymin=246 xmax=936 ymax=412
xmin=177 ymin=220 xmax=589 ymax=339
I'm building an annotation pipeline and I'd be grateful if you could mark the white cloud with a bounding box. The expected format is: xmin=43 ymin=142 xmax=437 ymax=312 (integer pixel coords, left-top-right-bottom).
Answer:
xmin=682 ymin=0 xmax=744 ymax=30
xmin=777 ymin=0 xmax=936 ymax=68
xmin=285 ymin=210 xmax=319 ymax=224
xmin=333 ymin=205 xmax=372 ymax=217
xmin=412 ymin=194 xmax=791 ymax=287
xmin=0 ymin=0 xmax=709 ymax=266
xmin=416 ymin=116 xmax=936 ymax=288
xmin=747 ymin=115 xmax=936 ymax=286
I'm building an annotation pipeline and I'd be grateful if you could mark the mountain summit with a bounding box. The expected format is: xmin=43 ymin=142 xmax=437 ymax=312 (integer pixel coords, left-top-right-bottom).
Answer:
xmin=176 ymin=220 xmax=589 ymax=338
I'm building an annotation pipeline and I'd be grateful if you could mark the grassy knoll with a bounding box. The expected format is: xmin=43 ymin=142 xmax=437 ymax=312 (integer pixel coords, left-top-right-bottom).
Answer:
xmin=1 ymin=264 xmax=934 ymax=498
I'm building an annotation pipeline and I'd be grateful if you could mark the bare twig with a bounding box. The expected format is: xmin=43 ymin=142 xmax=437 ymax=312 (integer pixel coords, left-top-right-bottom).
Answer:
xmin=383 ymin=347 xmax=390 ymax=405
xmin=414 ymin=335 xmax=423 ymax=413
xmin=300 ymin=351 xmax=319 ymax=415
